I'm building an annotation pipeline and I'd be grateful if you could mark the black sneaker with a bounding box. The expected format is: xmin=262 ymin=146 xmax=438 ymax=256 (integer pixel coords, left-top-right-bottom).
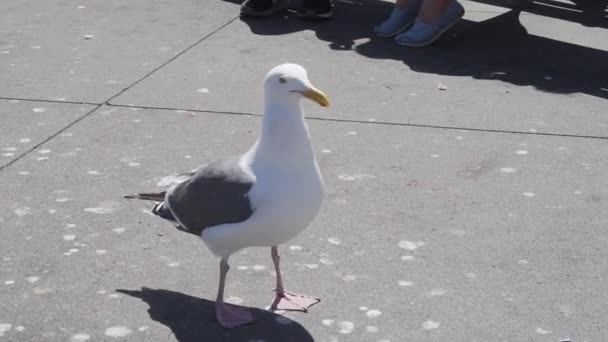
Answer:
xmin=240 ymin=0 xmax=288 ymax=17
xmin=297 ymin=0 xmax=333 ymax=19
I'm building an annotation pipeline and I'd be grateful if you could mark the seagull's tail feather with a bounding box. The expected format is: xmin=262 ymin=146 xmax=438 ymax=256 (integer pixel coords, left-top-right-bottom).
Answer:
xmin=152 ymin=202 xmax=199 ymax=236
xmin=151 ymin=201 xmax=177 ymax=223
xmin=124 ymin=191 xmax=196 ymax=235
xmin=123 ymin=191 xmax=166 ymax=201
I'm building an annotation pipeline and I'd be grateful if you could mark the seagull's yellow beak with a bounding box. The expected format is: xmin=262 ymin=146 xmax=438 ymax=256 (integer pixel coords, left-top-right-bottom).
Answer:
xmin=299 ymin=87 xmax=330 ymax=107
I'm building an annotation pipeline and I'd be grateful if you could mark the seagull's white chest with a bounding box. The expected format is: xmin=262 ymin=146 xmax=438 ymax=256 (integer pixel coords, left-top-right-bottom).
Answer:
xmin=247 ymin=161 xmax=323 ymax=244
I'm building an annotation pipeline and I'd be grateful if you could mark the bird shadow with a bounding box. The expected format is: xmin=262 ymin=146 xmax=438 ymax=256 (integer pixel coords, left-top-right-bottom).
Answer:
xmin=117 ymin=287 xmax=314 ymax=342
xmin=231 ymin=0 xmax=608 ymax=99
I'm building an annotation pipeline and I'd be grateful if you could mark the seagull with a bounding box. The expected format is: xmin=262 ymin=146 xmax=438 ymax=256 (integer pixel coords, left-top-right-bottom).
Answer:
xmin=125 ymin=63 xmax=330 ymax=328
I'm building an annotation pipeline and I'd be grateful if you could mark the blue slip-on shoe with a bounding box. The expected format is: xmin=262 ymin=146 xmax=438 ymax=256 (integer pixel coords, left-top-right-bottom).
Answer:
xmin=373 ymin=0 xmax=423 ymax=38
xmin=394 ymin=0 xmax=464 ymax=47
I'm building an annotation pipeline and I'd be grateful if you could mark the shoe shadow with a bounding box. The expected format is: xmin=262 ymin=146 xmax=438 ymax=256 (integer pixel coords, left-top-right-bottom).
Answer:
xmin=356 ymin=9 xmax=608 ymax=98
xmin=117 ymin=287 xmax=314 ymax=342
xmin=473 ymin=0 xmax=608 ymax=28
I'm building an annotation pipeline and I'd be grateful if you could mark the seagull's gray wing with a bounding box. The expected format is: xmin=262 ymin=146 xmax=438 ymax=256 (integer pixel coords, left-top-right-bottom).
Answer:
xmin=166 ymin=157 xmax=255 ymax=236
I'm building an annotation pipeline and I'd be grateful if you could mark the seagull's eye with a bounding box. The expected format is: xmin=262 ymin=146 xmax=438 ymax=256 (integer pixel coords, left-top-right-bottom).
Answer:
xmin=278 ymin=76 xmax=287 ymax=84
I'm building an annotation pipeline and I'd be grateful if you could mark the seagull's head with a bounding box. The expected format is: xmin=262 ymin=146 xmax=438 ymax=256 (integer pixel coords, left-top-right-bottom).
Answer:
xmin=264 ymin=63 xmax=330 ymax=107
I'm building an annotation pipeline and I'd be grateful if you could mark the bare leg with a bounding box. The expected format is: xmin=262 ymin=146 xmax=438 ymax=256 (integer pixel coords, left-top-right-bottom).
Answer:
xmin=417 ymin=0 xmax=454 ymax=24
xmin=269 ymin=246 xmax=320 ymax=312
xmin=215 ymin=257 xmax=253 ymax=328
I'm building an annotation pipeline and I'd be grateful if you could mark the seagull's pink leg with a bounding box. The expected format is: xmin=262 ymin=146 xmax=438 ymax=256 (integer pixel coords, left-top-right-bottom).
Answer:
xmin=270 ymin=246 xmax=320 ymax=312
xmin=215 ymin=257 xmax=254 ymax=328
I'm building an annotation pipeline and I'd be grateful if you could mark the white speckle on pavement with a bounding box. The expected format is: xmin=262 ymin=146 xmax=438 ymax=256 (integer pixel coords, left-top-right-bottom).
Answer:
xmin=328 ymin=237 xmax=341 ymax=245
xmin=70 ymin=333 xmax=91 ymax=342
xmin=342 ymin=274 xmax=356 ymax=281
xmin=536 ymin=327 xmax=551 ymax=335
xmin=366 ymin=310 xmax=382 ymax=318
xmin=322 ymin=319 xmax=334 ymax=326
xmin=84 ymin=202 xmax=120 ymax=214
xmin=399 ymin=240 xmax=425 ymax=250
xmin=338 ymin=321 xmax=354 ymax=334
xmin=426 ymin=288 xmax=447 ymax=297
xmin=104 ymin=326 xmax=132 ymax=338
xmin=366 ymin=326 xmax=379 ymax=333
xmin=33 ymin=287 xmax=53 ymax=294
xmin=14 ymin=207 xmax=31 ymax=216
xmin=226 ymin=296 xmax=244 ymax=305
xmin=26 ymin=276 xmax=40 ymax=283
xmin=320 ymin=258 xmax=333 ymax=265
xmin=338 ymin=174 xmax=356 ymax=181
xmin=422 ymin=320 xmax=440 ymax=330
xmin=63 ymin=234 xmax=76 ymax=241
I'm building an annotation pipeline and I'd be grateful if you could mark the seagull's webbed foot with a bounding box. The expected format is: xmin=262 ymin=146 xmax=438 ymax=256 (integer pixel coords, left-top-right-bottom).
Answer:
xmin=270 ymin=290 xmax=320 ymax=312
xmin=216 ymin=302 xmax=254 ymax=328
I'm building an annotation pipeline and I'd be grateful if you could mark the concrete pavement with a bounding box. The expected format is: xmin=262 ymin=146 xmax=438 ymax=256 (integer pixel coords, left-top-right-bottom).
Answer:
xmin=1 ymin=0 xmax=607 ymax=341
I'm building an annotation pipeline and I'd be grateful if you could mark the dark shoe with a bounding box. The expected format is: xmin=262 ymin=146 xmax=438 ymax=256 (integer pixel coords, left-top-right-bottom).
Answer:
xmin=297 ymin=0 xmax=333 ymax=19
xmin=240 ymin=0 xmax=288 ymax=17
